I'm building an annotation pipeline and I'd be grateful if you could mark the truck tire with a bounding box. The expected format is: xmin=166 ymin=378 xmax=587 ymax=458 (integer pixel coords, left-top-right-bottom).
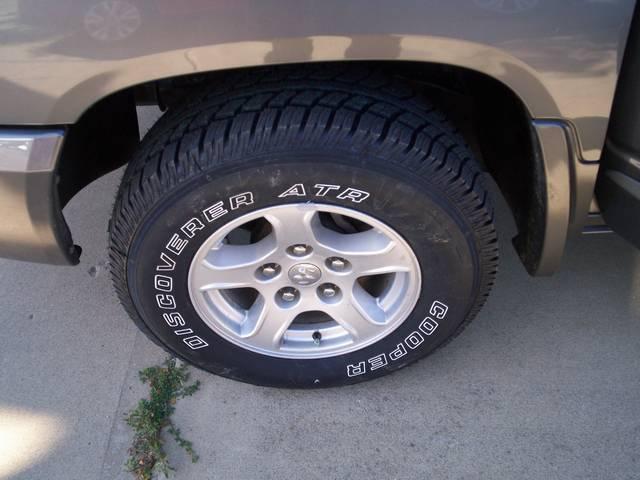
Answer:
xmin=109 ymin=66 xmax=498 ymax=388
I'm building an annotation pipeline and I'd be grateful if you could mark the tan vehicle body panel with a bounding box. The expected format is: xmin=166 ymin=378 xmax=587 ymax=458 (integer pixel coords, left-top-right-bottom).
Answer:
xmin=0 ymin=0 xmax=636 ymax=268
xmin=0 ymin=0 xmax=635 ymax=161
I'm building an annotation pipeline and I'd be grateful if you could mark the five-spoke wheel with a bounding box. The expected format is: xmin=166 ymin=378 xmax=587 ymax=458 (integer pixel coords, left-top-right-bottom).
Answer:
xmin=188 ymin=204 xmax=421 ymax=358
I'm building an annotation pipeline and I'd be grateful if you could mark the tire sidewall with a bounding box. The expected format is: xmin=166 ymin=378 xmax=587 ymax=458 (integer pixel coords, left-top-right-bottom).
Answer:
xmin=127 ymin=153 xmax=480 ymax=387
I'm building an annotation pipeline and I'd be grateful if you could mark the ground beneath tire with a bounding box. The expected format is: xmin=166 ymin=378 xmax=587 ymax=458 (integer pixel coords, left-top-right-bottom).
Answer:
xmin=0 ymin=108 xmax=638 ymax=480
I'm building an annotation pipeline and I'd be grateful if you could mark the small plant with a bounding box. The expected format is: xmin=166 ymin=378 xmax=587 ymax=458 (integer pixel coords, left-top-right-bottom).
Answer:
xmin=125 ymin=357 xmax=200 ymax=480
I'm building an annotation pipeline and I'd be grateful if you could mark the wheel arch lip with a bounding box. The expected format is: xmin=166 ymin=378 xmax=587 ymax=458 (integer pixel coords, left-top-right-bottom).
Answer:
xmin=0 ymin=72 xmax=580 ymax=273
xmin=0 ymin=128 xmax=80 ymax=265
xmin=39 ymin=35 xmax=558 ymax=125
xmin=516 ymin=119 xmax=598 ymax=276
xmin=20 ymin=32 xmax=615 ymax=170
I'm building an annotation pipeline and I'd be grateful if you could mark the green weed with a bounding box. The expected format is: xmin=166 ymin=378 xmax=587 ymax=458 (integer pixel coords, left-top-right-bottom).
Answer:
xmin=125 ymin=357 xmax=200 ymax=480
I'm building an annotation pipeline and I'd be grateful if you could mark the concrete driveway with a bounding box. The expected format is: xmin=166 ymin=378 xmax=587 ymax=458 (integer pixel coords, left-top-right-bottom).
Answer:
xmin=1 ymin=111 xmax=639 ymax=480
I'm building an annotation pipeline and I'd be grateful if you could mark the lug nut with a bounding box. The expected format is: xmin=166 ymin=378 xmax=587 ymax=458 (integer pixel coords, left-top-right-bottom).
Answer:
xmin=257 ymin=263 xmax=280 ymax=280
xmin=282 ymin=292 xmax=296 ymax=302
xmin=318 ymin=283 xmax=339 ymax=299
xmin=327 ymin=257 xmax=349 ymax=271
xmin=290 ymin=244 xmax=311 ymax=257
xmin=261 ymin=264 xmax=279 ymax=277
xmin=322 ymin=286 xmax=337 ymax=298
xmin=279 ymin=287 xmax=299 ymax=303
xmin=330 ymin=259 xmax=345 ymax=270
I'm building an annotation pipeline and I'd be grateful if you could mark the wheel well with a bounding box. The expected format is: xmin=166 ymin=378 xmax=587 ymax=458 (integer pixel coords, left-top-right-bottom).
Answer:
xmin=57 ymin=60 xmax=535 ymax=257
xmin=57 ymin=89 xmax=139 ymax=207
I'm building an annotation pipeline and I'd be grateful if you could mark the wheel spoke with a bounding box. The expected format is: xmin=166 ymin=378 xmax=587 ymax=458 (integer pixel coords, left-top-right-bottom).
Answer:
xmin=315 ymin=227 xmax=413 ymax=276
xmin=353 ymin=240 xmax=413 ymax=276
xmin=192 ymin=260 xmax=257 ymax=290
xmin=325 ymin=284 xmax=387 ymax=341
xmin=192 ymin=235 xmax=277 ymax=291
xmin=241 ymin=298 xmax=298 ymax=351
xmin=263 ymin=205 xmax=319 ymax=246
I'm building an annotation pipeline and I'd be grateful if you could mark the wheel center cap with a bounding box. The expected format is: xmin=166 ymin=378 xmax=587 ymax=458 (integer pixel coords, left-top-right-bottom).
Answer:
xmin=288 ymin=263 xmax=322 ymax=286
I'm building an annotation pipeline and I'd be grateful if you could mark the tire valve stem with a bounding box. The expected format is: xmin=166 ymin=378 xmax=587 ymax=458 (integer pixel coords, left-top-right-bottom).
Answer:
xmin=312 ymin=331 xmax=322 ymax=346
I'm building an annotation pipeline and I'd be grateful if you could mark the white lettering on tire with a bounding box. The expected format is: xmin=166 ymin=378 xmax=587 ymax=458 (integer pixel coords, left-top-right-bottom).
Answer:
xmin=278 ymin=183 xmax=307 ymax=198
xmin=163 ymin=312 xmax=185 ymax=327
xmin=154 ymin=274 xmax=173 ymax=292
xmin=313 ymin=184 xmax=341 ymax=196
xmin=278 ymin=183 xmax=370 ymax=203
xmin=347 ymin=362 xmax=366 ymax=377
xmin=346 ymin=300 xmax=448 ymax=377
xmin=183 ymin=336 xmax=209 ymax=350
xmin=368 ymin=353 xmax=388 ymax=371
xmin=155 ymin=294 xmax=176 ymax=309
xmin=230 ymin=192 xmax=254 ymax=210
xmin=202 ymin=201 xmax=229 ymax=223
xmin=166 ymin=234 xmax=188 ymax=256
xmin=181 ymin=218 xmax=205 ymax=238
xmin=430 ymin=301 xmax=448 ymax=319
xmin=152 ymin=189 xmax=261 ymax=351
xmin=336 ymin=187 xmax=370 ymax=203
xmin=405 ymin=331 xmax=424 ymax=350
xmin=389 ymin=342 xmax=407 ymax=361
xmin=419 ymin=317 xmax=439 ymax=336
xmin=156 ymin=252 xmax=176 ymax=272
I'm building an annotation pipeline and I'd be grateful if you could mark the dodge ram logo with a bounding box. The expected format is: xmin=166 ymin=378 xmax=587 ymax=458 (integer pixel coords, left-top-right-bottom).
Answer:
xmin=288 ymin=263 xmax=322 ymax=286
